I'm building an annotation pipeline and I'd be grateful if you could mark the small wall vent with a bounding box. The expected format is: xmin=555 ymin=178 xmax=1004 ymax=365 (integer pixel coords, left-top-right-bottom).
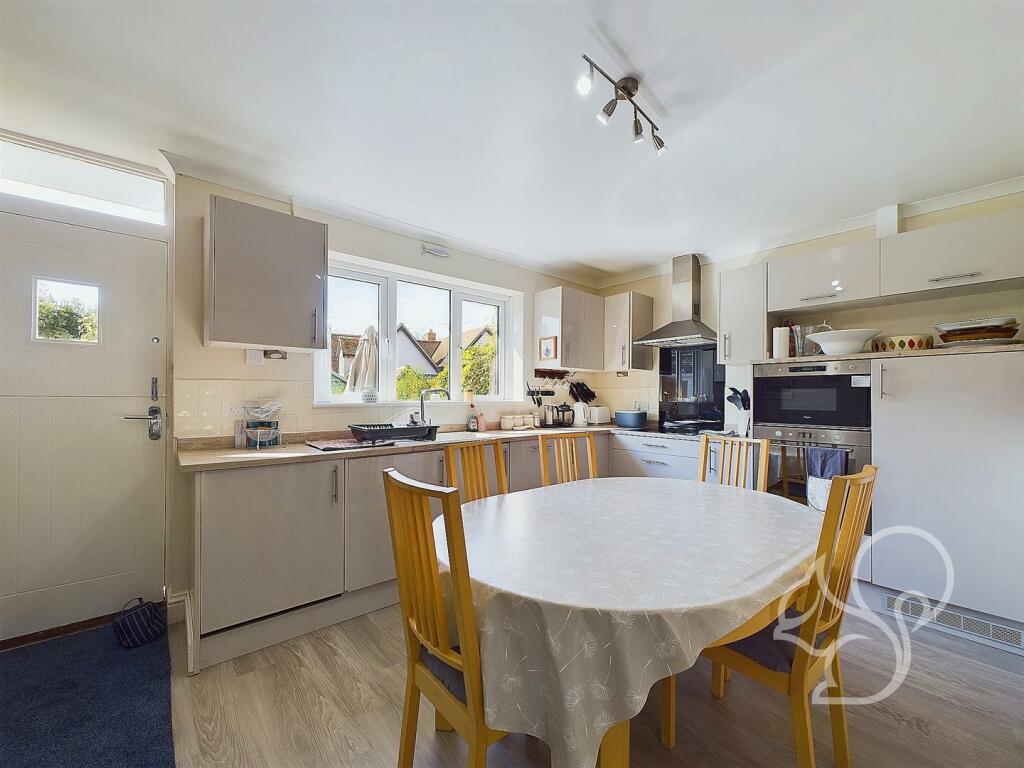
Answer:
xmin=885 ymin=595 xmax=1022 ymax=649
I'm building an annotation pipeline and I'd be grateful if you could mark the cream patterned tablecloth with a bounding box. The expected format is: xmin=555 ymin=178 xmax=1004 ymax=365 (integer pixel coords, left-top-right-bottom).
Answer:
xmin=433 ymin=477 xmax=822 ymax=768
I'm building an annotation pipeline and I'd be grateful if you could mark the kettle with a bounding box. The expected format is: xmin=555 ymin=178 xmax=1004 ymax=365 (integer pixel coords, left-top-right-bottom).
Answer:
xmin=572 ymin=402 xmax=590 ymax=427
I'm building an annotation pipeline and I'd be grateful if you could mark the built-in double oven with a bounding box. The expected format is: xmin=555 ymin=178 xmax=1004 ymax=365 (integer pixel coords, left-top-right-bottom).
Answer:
xmin=752 ymin=360 xmax=872 ymax=526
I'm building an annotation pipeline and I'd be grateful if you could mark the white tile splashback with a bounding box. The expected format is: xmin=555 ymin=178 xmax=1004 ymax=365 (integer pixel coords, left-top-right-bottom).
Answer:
xmin=172 ymin=378 xmax=544 ymax=437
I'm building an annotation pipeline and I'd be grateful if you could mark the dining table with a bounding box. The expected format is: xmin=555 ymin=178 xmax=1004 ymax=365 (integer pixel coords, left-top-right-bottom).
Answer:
xmin=432 ymin=476 xmax=824 ymax=768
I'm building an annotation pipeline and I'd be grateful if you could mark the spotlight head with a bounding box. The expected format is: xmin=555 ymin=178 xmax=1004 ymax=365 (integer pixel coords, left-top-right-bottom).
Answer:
xmin=575 ymin=63 xmax=594 ymax=96
xmin=632 ymin=112 xmax=644 ymax=143
xmin=652 ymin=133 xmax=666 ymax=157
xmin=597 ymin=98 xmax=616 ymax=125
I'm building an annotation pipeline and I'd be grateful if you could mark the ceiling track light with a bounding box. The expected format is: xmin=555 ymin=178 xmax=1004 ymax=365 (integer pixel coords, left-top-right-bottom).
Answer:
xmin=577 ymin=53 xmax=666 ymax=156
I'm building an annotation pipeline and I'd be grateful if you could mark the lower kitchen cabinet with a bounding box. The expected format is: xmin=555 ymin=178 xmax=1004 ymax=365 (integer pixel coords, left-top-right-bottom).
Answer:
xmin=610 ymin=433 xmax=701 ymax=479
xmin=344 ymin=449 xmax=446 ymax=592
xmin=871 ymin=352 xmax=1024 ymax=622
xmin=198 ymin=460 xmax=344 ymax=634
xmin=509 ymin=433 xmax=609 ymax=490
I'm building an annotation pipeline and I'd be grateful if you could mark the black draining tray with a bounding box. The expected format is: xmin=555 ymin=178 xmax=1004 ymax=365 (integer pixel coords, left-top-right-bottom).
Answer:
xmin=350 ymin=423 xmax=439 ymax=443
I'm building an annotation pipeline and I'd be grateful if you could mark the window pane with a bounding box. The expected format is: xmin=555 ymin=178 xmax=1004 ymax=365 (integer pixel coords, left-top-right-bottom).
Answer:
xmin=327 ymin=275 xmax=380 ymax=399
xmin=396 ymin=281 xmax=450 ymax=401
xmin=461 ymin=300 xmax=499 ymax=397
xmin=35 ymin=278 xmax=99 ymax=343
xmin=0 ymin=140 xmax=165 ymax=224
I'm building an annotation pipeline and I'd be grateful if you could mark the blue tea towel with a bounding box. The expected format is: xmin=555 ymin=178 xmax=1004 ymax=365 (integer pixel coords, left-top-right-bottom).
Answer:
xmin=804 ymin=446 xmax=847 ymax=479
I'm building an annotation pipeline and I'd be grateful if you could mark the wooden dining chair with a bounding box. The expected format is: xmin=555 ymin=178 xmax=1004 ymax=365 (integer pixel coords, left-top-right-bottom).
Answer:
xmin=697 ymin=434 xmax=771 ymax=492
xmin=445 ymin=439 xmax=509 ymax=502
xmin=382 ymin=468 xmax=505 ymax=767
xmin=663 ymin=465 xmax=878 ymax=767
xmin=538 ymin=431 xmax=599 ymax=486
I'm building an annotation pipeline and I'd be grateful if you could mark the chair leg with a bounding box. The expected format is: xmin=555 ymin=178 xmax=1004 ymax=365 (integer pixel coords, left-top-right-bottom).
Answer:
xmin=790 ymin=691 xmax=817 ymax=768
xmin=398 ymin=672 xmax=421 ymax=768
xmin=467 ymin=738 xmax=488 ymax=768
xmin=598 ymin=720 xmax=630 ymax=768
xmin=435 ymin=708 xmax=454 ymax=732
xmin=827 ymin=655 xmax=851 ymax=768
xmin=711 ymin=661 xmax=727 ymax=699
xmin=660 ymin=676 xmax=676 ymax=748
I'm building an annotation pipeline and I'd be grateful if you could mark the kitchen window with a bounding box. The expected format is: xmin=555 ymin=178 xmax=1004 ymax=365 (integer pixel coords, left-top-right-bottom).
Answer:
xmin=315 ymin=259 xmax=510 ymax=404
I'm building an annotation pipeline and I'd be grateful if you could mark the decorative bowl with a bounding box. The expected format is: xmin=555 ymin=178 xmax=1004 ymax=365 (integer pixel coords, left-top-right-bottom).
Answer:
xmin=806 ymin=329 xmax=880 ymax=355
xmin=870 ymin=335 xmax=934 ymax=353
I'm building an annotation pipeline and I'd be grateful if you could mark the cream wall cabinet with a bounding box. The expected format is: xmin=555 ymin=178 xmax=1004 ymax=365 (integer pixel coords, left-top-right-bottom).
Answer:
xmin=870 ymin=352 xmax=1024 ymax=623
xmin=204 ymin=195 xmax=327 ymax=350
xmin=198 ymin=460 xmax=343 ymax=634
xmin=718 ymin=262 xmax=767 ymax=365
xmin=767 ymin=240 xmax=880 ymax=312
xmin=344 ymin=449 xmax=445 ymax=592
xmin=880 ymin=207 xmax=1024 ymax=296
xmin=534 ymin=286 xmax=604 ymax=370
xmin=604 ymin=291 xmax=654 ymax=371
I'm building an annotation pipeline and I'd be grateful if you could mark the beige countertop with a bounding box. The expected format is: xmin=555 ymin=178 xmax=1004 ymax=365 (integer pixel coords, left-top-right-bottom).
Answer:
xmin=752 ymin=340 xmax=1024 ymax=365
xmin=176 ymin=425 xmax=702 ymax=472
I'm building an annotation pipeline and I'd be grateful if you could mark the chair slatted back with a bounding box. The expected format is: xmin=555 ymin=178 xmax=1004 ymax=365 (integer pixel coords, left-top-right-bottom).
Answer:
xmin=445 ymin=439 xmax=508 ymax=502
xmin=538 ymin=432 xmax=599 ymax=486
xmin=382 ymin=469 xmax=484 ymax=704
xmin=794 ymin=466 xmax=878 ymax=669
xmin=698 ymin=434 xmax=771 ymax=492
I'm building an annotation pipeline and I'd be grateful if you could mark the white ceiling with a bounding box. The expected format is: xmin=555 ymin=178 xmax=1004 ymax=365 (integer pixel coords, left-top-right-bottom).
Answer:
xmin=2 ymin=1 xmax=1022 ymax=284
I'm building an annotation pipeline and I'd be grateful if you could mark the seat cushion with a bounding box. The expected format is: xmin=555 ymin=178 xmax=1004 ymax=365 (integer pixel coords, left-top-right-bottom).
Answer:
xmin=725 ymin=609 xmax=825 ymax=673
xmin=419 ymin=646 xmax=466 ymax=704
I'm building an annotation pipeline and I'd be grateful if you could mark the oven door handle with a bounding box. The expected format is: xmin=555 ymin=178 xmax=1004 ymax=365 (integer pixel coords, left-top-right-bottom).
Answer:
xmin=771 ymin=441 xmax=857 ymax=453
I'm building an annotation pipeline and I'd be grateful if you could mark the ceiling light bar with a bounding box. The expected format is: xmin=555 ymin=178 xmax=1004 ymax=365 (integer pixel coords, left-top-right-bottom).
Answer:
xmin=579 ymin=53 xmax=666 ymax=156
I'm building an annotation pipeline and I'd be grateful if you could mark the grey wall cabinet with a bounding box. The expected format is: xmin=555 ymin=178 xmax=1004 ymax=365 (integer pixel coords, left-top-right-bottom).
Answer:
xmin=204 ymin=195 xmax=327 ymax=350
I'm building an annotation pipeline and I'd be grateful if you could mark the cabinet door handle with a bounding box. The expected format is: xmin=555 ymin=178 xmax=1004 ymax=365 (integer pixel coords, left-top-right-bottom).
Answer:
xmin=641 ymin=442 xmax=668 ymax=449
xmin=621 ymin=344 xmax=626 ymax=367
xmin=927 ymin=271 xmax=981 ymax=284
xmin=800 ymin=292 xmax=838 ymax=302
xmin=312 ymin=307 xmax=319 ymax=345
xmin=332 ymin=464 xmax=339 ymax=502
xmin=723 ymin=332 xmax=731 ymax=360
xmin=641 ymin=458 xmax=669 ymax=466
xmin=879 ymin=364 xmax=888 ymax=399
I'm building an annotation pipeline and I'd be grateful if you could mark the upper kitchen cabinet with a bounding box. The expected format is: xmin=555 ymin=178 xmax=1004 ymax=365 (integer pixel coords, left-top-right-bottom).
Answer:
xmin=718 ymin=262 xmax=766 ymax=365
xmin=768 ymin=240 xmax=880 ymax=312
xmin=604 ymin=291 xmax=654 ymax=372
xmin=204 ymin=195 xmax=328 ymax=350
xmin=534 ymin=286 xmax=604 ymax=370
xmin=880 ymin=207 xmax=1024 ymax=296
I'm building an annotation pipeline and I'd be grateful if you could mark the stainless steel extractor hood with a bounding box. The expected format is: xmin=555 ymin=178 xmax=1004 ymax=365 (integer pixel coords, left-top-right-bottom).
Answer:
xmin=633 ymin=254 xmax=718 ymax=348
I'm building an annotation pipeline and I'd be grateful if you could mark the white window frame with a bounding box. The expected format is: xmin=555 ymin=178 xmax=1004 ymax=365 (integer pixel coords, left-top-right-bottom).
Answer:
xmin=31 ymin=275 xmax=103 ymax=346
xmin=316 ymin=255 xmax=512 ymax=405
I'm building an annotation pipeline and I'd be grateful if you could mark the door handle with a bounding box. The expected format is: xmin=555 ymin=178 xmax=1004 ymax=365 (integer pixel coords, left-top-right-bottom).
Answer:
xmin=621 ymin=344 xmax=626 ymax=367
xmin=312 ymin=307 xmax=319 ymax=345
xmin=927 ymin=271 xmax=981 ymax=284
xmin=723 ymin=332 xmax=730 ymax=360
xmin=124 ymin=406 xmax=162 ymax=440
xmin=879 ymin=364 xmax=888 ymax=399
xmin=332 ymin=465 xmax=339 ymax=503
xmin=641 ymin=458 xmax=669 ymax=466
xmin=800 ymin=292 xmax=838 ymax=302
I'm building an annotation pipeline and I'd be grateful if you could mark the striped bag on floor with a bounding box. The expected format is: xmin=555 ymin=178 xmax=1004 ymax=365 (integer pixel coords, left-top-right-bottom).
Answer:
xmin=113 ymin=597 xmax=166 ymax=648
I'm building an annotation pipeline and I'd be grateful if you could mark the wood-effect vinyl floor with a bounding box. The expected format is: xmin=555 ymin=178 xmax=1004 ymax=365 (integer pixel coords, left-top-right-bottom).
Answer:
xmin=170 ymin=607 xmax=1023 ymax=768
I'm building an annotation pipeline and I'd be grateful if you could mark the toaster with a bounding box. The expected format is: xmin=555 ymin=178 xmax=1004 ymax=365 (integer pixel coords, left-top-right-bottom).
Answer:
xmin=587 ymin=405 xmax=611 ymax=424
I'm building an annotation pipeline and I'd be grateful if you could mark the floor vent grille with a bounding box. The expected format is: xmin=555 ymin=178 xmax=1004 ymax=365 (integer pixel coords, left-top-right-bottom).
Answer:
xmin=884 ymin=596 xmax=1022 ymax=649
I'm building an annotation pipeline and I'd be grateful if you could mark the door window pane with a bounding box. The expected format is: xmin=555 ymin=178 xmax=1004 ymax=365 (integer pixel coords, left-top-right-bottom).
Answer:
xmin=461 ymin=300 xmax=500 ymax=397
xmin=327 ymin=275 xmax=380 ymax=399
xmin=34 ymin=278 xmax=99 ymax=343
xmin=395 ymin=281 xmax=450 ymax=401
xmin=1 ymin=140 xmax=165 ymax=224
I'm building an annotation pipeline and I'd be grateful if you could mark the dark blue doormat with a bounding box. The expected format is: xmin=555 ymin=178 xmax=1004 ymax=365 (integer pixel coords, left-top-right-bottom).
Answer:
xmin=0 ymin=625 xmax=174 ymax=768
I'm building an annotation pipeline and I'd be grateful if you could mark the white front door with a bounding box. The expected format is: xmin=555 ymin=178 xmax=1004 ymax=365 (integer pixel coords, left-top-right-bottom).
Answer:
xmin=0 ymin=210 xmax=167 ymax=640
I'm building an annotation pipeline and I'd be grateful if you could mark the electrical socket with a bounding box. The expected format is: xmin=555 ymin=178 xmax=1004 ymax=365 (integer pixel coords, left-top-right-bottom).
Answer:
xmin=634 ymin=400 xmax=650 ymax=412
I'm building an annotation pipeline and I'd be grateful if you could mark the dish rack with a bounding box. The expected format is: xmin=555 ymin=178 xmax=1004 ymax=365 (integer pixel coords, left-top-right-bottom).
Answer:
xmin=349 ymin=423 xmax=438 ymax=443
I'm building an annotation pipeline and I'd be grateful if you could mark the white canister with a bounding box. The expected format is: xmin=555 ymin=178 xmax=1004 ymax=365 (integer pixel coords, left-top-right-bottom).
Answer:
xmin=500 ymin=415 xmax=514 ymax=431
xmin=772 ymin=326 xmax=792 ymax=359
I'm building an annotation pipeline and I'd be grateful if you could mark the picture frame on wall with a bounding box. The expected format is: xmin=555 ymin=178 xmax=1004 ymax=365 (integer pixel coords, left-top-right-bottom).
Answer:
xmin=539 ymin=335 xmax=558 ymax=361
